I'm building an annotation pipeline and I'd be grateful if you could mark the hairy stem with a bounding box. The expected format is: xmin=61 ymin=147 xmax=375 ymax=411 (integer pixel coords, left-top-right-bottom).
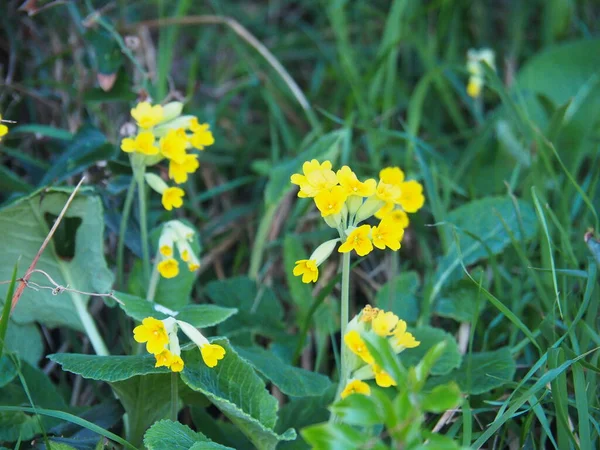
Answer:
xmin=117 ymin=177 xmax=136 ymax=290
xmin=170 ymin=371 xmax=178 ymax=421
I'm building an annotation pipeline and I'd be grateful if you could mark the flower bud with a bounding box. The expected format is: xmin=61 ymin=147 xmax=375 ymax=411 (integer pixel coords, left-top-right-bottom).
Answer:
xmin=354 ymin=196 xmax=385 ymax=224
xmin=177 ymin=320 xmax=209 ymax=347
xmin=144 ymin=172 xmax=168 ymax=194
xmin=346 ymin=195 xmax=363 ymax=215
xmin=153 ymin=115 xmax=196 ymax=137
xmin=161 ymin=102 xmax=184 ymax=123
xmin=309 ymin=238 xmax=340 ymax=266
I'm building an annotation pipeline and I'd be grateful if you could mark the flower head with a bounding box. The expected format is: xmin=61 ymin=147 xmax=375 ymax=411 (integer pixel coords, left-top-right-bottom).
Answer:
xmin=371 ymin=310 xmax=399 ymax=337
xmin=291 ymin=160 xmax=338 ymax=198
xmin=371 ymin=218 xmax=404 ymax=251
xmin=133 ymin=317 xmax=169 ymax=354
xmin=360 ymin=305 xmax=380 ymax=323
xmin=160 ymin=129 xmax=188 ymax=164
xmin=158 ymin=258 xmax=179 ymax=278
xmin=337 ymin=166 xmax=376 ymax=197
xmin=169 ymin=154 xmax=199 ymax=184
xmin=392 ymin=320 xmax=420 ymax=351
xmin=162 ymin=187 xmax=185 ymax=211
xmin=189 ymin=119 xmax=215 ymax=150
xmin=120 ymin=131 xmax=159 ymax=155
xmin=314 ymin=186 xmax=347 ymax=217
xmin=339 ymin=225 xmax=373 ymax=256
xmin=373 ymin=364 xmax=396 ymax=387
xmin=340 ymin=379 xmax=371 ymax=399
xmin=376 ymin=181 xmax=401 ymax=204
xmin=379 ymin=167 xmax=404 ymax=185
xmin=177 ymin=320 xmax=226 ymax=368
xmin=131 ymin=102 xmax=164 ymax=129
xmin=293 ymin=259 xmax=319 ymax=283
xmin=344 ymin=330 xmax=374 ymax=365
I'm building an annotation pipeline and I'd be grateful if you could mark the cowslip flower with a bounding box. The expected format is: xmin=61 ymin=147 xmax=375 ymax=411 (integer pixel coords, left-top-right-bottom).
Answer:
xmin=0 ymin=114 xmax=9 ymax=142
xmin=134 ymin=317 xmax=225 ymax=372
xmin=466 ymin=48 xmax=496 ymax=98
xmin=371 ymin=217 xmax=404 ymax=251
xmin=189 ymin=118 xmax=215 ymax=150
xmin=158 ymin=258 xmax=179 ymax=278
xmin=160 ymin=129 xmax=188 ymax=164
xmin=314 ymin=186 xmax=347 ymax=217
xmin=120 ymin=131 xmax=159 ymax=155
xmin=145 ymin=173 xmax=185 ymax=211
xmin=344 ymin=330 xmax=374 ymax=365
xmin=291 ymin=159 xmax=338 ymax=198
xmin=359 ymin=305 xmax=380 ymax=323
xmin=293 ymin=238 xmax=339 ymax=284
xmin=169 ymin=154 xmax=199 ymax=184
xmin=392 ymin=320 xmax=421 ymax=351
xmin=338 ymin=225 xmax=373 ymax=256
xmin=340 ymin=379 xmax=371 ymax=399
xmin=131 ymin=102 xmax=164 ymax=129
xmin=371 ymin=310 xmax=399 ymax=337
xmin=156 ymin=220 xmax=201 ymax=278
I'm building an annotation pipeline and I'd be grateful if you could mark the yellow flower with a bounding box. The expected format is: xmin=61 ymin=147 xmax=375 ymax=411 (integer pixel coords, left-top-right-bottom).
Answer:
xmin=0 ymin=114 xmax=8 ymax=141
xmin=120 ymin=131 xmax=159 ymax=155
xmin=169 ymin=154 xmax=199 ymax=184
xmin=200 ymin=344 xmax=226 ymax=368
xmin=160 ymin=129 xmax=188 ymax=164
xmin=344 ymin=330 xmax=374 ymax=365
xmin=387 ymin=209 xmax=409 ymax=228
xmin=397 ymin=180 xmax=425 ymax=213
xmin=189 ymin=118 xmax=215 ymax=150
xmin=374 ymin=202 xmax=394 ymax=219
xmin=293 ymin=259 xmax=319 ymax=283
xmin=371 ymin=310 xmax=399 ymax=337
xmin=371 ymin=218 xmax=404 ymax=251
xmin=131 ymin=102 xmax=164 ymax=129
xmin=133 ymin=317 xmax=169 ymax=354
xmin=379 ymin=167 xmax=404 ymax=185
xmin=158 ymin=258 xmax=179 ymax=278
xmin=340 ymin=379 xmax=371 ymax=399
xmin=154 ymin=349 xmax=175 ymax=368
xmin=360 ymin=305 xmax=380 ymax=323
xmin=290 ymin=160 xmax=338 ymax=198
xmin=314 ymin=186 xmax=347 ymax=217
xmin=338 ymin=225 xmax=373 ymax=256
xmin=336 ymin=166 xmax=376 ymax=197
xmin=393 ymin=320 xmax=420 ymax=350
xmin=188 ymin=262 xmax=200 ymax=272
xmin=373 ymin=364 xmax=396 ymax=388
xmin=170 ymin=355 xmax=185 ymax=372
xmin=467 ymin=78 xmax=483 ymax=98
xmin=375 ymin=181 xmax=401 ymax=204
xmin=162 ymin=187 xmax=185 ymax=211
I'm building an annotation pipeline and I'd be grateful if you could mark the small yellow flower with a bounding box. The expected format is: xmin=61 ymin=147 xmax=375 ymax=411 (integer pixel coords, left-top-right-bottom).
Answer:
xmin=120 ymin=131 xmax=159 ymax=155
xmin=170 ymin=355 xmax=184 ymax=372
xmin=314 ymin=186 xmax=347 ymax=217
xmin=397 ymin=180 xmax=425 ymax=213
xmin=189 ymin=119 xmax=215 ymax=150
xmin=160 ymin=245 xmax=173 ymax=257
xmin=131 ymin=102 xmax=164 ymax=129
xmin=158 ymin=258 xmax=179 ymax=278
xmin=154 ymin=349 xmax=175 ymax=368
xmin=338 ymin=225 xmax=373 ymax=256
xmin=467 ymin=78 xmax=483 ymax=98
xmin=344 ymin=330 xmax=374 ymax=365
xmin=133 ymin=317 xmax=169 ymax=354
xmin=379 ymin=167 xmax=405 ymax=185
xmin=290 ymin=160 xmax=338 ymax=198
xmin=0 ymin=114 xmax=8 ymax=141
xmin=200 ymin=344 xmax=226 ymax=368
xmin=387 ymin=210 xmax=409 ymax=228
xmin=375 ymin=181 xmax=401 ymax=204
xmin=373 ymin=364 xmax=396 ymax=388
xmin=162 ymin=187 xmax=185 ymax=211
xmin=293 ymin=259 xmax=319 ymax=283
xmin=371 ymin=218 xmax=404 ymax=251
xmin=360 ymin=305 xmax=380 ymax=323
xmin=169 ymin=154 xmax=199 ymax=184
xmin=160 ymin=129 xmax=188 ymax=164
xmin=188 ymin=262 xmax=200 ymax=272
xmin=336 ymin=166 xmax=376 ymax=197
xmin=371 ymin=310 xmax=399 ymax=337
xmin=340 ymin=379 xmax=371 ymax=399
xmin=393 ymin=320 xmax=420 ymax=349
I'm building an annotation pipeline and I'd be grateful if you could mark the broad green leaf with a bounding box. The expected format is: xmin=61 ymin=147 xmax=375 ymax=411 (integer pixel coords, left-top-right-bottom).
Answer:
xmin=48 ymin=353 xmax=169 ymax=382
xmin=204 ymin=277 xmax=286 ymax=340
xmin=10 ymin=124 xmax=73 ymax=140
xmin=401 ymin=326 xmax=461 ymax=376
xmin=264 ymin=130 xmax=345 ymax=205
xmin=421 ymin=382 xmax=462 ymax=413
xmin=115 ymin=291 xmax=237 ymax=328
xmin=48 ymin=443 xmax=77 ymax=450
xmin=0 ymin=165 xmax=34 ymax=193
xmin=330 ymin=394 xmax=384 ymax=427
xmin=3 ymin=321 xmax=43 ymax=366
xmin=181 ymin=339 xmax=296 ymax=450
xmin=0 ymin=188 xmax=114 ymax=330
xmin=437 ymin=347 xmax=516 ymax=395
xmin=144 ymin=420 xmax=233 ymax=450
xmin=434 ymin=278 xmax=483 ymax=322
xmin=432 ymin=196 xmax=537 ymax=301
xmin=0 ymin=355 xmax=17 ymax=388
xmin=374 ymin=271 xmax=420 ymax=323
xmin=276 ymin=386 xmax=335 ymax=435
xmin=302 ymin=423 xmax=379 ymax=450
xmin=235 ymin=346 xmax=331 ymax=397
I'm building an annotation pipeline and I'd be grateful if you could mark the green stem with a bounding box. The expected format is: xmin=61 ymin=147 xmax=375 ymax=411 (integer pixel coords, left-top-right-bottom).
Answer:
xmin=147 ymin=262 xmax=160 ymax=302
xmin=170 ymin=372 xmax=178 ymax=421
xmin=134 ymin=167 xmax=151 ymax=288
xmin=117 ymin=177 xmax=136 ymax=290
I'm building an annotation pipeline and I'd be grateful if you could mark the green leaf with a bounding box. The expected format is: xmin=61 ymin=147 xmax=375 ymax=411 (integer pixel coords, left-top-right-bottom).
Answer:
xmin=10 ymin=124 xmax=73 ymax=140
xmin=0 ymin=261 xmax=18 ymax=358
xmin=437 ymin=348 xmax=516 ymax=395
xmin=374 ymin=271 xmax=420 ymax=323
xmin=0 ymin=355 xmax=17 ymax=388
xmin=48 ymin=353 xmax=169 ymax=382
xmin=301 ymin=423 xmax=375 ymax=450
xmin=421 ymin=382 xmax=462 ymax=413
xmin=144 ymin=419 xmax=233 ymax=450
xmin=264 ymin=130 xmax=345 ymax=205
xmin=401 ymin=326 xmax=461 ymax=376
xmin=432 ymin=196 xmax=537 ymax=301
xmin=180 ymin=339 xmax=296 ymax=450
xmin=434 ymin=277 xmax=483 ymax=322
xmin=204 ymin=277 xmax=286 ymax=340
xmin=276 ymin=386 xmax=335 ymax=435
xmin=330 ymin=394 xmax=384 ymax=427
xmin=0 ymin=165 xmax=34 ymax=193
xmin=283 ymin=235 xmax=313 ymax=321
xmin=0 ymin=188 xmax=114 ymax=330
xmin=235 ymin=346 xmax=331 ymax=397
xmin=3 ymin=321 xmax=43 ymax=366
xmin=115 ymin=291 xmax=237 ymax=328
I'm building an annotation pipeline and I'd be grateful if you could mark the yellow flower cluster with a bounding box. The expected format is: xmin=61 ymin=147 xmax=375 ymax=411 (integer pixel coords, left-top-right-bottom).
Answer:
xmin=156 ymin=220 xmax=201 ymax=279
xmin=466 ymin=48 xmax=496 ymax=98
xmin=290 ymin=161 xmax=424 ymax=283
xmin=133 ymin=316 xmax=225 ymax=372
xmin=121 ymin=101 xmax=215 ymax=210
xmin=340 ymin=305 xmax=419 ymax=399
xmin=0 ymin=114 xmax=9 ymax=142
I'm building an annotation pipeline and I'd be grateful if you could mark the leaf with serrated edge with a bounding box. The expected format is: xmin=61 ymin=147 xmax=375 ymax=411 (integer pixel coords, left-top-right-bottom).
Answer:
xmin=144 ymin=419 xmax=233 ymax=450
